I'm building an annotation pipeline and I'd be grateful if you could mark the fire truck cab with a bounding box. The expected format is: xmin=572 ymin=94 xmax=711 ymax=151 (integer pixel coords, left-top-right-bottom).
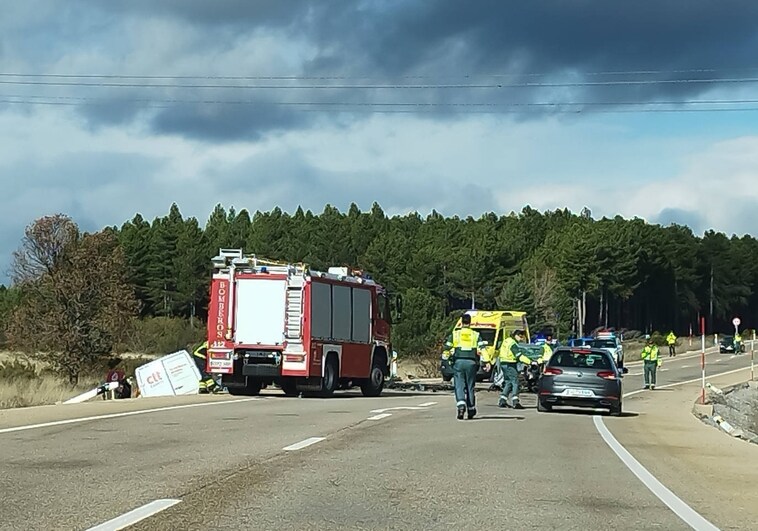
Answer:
xmin=205 ymin=249 xmax=397 ymax=398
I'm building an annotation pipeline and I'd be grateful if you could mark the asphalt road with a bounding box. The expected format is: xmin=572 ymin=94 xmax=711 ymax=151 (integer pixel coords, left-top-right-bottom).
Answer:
xmin=0 ymin=345 xmax=752 ymax=530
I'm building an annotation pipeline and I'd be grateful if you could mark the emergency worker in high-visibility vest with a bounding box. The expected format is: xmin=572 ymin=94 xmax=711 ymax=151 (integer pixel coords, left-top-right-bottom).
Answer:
xmin=666 ymin=331 xmax=677 ymax=357
xmin=734 ymin=332 xmax=743 ymax=353
xmin=443 ymin=313 xmax=485 ymax=420
xmin=193 ymin=341 xmax=219 ymax=393
xmin=539 ymin=334 xmax=554 ymax=364
xmin=497 ymin=329 xmax=533 ymax=409
xmin=641 ymin=335 xmax=661 ymax=390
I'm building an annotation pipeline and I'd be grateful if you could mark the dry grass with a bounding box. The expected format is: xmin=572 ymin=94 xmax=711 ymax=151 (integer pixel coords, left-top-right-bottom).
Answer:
xmin=0 ymin=373 xmax=101 ymax=409
xmin=0 ymin=351 xmax=117 ymax=409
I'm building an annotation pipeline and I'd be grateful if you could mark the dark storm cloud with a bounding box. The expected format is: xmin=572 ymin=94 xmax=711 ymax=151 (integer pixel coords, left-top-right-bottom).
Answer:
xmin=12 ymin=0 xmax=758 ymax=140
xmin=103 ymin=0 xmax=758 ymax=79
xmin=150 ymin=103 xmax=312 ymax=141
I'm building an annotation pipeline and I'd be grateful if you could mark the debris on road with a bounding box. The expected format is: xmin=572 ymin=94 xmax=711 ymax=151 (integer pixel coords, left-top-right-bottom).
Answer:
xmin=60 ymin=381 xmax=120 ymax=404
xmin=134 ymin=350 xmax=202 ymax=398
xmin=386 ymin=377 xmax=454 ymax=392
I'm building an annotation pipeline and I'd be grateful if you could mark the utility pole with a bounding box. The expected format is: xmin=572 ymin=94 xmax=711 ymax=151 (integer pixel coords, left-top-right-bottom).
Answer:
xmin=709 ymin=264 xmax=714 ymax=332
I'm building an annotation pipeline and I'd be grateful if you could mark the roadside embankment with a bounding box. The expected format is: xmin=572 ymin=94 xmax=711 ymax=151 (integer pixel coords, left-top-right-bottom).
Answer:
xmin=694 ymin=380 xmax=758 ymax=444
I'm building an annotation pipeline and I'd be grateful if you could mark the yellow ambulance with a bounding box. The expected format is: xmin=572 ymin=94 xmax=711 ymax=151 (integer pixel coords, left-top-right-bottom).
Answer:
xmin=441 ymin=310 xmax=531 ymax=381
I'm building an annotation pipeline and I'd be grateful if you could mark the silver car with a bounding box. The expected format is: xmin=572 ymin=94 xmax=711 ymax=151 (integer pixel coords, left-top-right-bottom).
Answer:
xmin=590 ymin=337 xmax=624 ymax=368
xmin=537 ymin=347 xmax=628 ymax=416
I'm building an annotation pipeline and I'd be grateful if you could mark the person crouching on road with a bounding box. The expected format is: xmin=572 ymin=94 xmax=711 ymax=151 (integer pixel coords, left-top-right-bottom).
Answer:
xmin=497 ymin=329 xmax=533 ymax=409
xmin=641 ymin=335 xmax=662 ymax=390
xmin=193 ymin=341 xmax=220 ymax=394
xmin=443 ymin=313 xmax=485 ymax=420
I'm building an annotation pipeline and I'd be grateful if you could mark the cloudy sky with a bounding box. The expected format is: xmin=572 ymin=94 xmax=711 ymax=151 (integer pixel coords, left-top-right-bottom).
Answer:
xmin=2 ymin=0 xmax=758 ymax=282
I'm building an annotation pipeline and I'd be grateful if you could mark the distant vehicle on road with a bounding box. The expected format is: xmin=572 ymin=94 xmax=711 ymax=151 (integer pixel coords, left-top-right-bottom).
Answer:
xmin=590 ymin=332 xmax=624 ymax=368
xmin=537 ymin=346 xmax=628 ymax=416
xmin=719 ymin=335 xmax=746 ymax=354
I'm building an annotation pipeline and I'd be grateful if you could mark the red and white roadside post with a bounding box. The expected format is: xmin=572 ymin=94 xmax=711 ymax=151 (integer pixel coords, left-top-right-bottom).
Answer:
xmin=700 ymin=317 xmax=706 ymax=405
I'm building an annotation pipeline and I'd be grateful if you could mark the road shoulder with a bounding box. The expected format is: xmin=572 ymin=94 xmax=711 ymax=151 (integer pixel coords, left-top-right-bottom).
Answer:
xmin=604 ymin=369 xmax=758 ymax=530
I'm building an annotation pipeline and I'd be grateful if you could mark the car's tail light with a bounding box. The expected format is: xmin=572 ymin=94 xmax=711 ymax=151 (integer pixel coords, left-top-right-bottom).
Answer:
xmin=596 ymin=370 xmax=618 ymax=380
xmin=543 ymin=367 xmax=563 ymax=375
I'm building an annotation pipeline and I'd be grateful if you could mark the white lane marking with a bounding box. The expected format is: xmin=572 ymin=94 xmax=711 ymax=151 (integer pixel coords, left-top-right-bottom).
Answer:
xmin=593 ymin=417 xmax=719 ymax=531
xmin=597 ymin=365 xmax=752 ymax=527
xmin=624 ymin=366 xmax=751 ymax=398
xmin=367 ymin=413 xmax=392 ymax=421
xmin=715 ymin=359 xmax=722 ymax=363
xmin=283 ymin=436 xmax=325 ymax=451
xmin=681 ymin=365 xmax=689 ymax=368
xmin=370 ymin=402 xmax=437 ymax=414
xmin=0 ymin=398 xmax=260 ymax=435
xmin=85 ymin=499 xmax=181 ymax=531
xmin=623 ymin=347 xmax=717 ymax=367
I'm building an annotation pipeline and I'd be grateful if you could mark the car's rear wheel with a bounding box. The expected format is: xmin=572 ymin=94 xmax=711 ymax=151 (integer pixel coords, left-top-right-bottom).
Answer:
xmin=609 ymin=402 xmax=622 ymax=416
xmin=537 ymin=399 xmax=552 ymax=412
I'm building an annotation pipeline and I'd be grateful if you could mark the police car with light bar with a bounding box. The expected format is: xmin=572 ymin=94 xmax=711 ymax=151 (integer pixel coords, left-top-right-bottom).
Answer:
xmin=589 ymin=332 xmax=624 ymax=368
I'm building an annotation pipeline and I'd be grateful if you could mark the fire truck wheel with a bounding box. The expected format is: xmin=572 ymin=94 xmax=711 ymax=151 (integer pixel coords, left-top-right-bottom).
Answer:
xmin=279 ymin=378 xmax=299 ymax=397
xmin=228 ymin=377 xmax=262 ymax=396
xmin=360 ymin=361 xmax=385 ymax=397
xmin=319 ymin=356 xmax=339 ymax=397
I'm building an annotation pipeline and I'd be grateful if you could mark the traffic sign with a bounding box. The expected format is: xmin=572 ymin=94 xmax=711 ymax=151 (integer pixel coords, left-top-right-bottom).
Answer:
xmin=733 ymin=317 xmax=741 ymax=327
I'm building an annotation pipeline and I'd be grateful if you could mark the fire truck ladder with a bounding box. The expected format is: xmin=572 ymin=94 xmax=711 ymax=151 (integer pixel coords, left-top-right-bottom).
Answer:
xmin=284 ymin=272 xmax=306 ymax=356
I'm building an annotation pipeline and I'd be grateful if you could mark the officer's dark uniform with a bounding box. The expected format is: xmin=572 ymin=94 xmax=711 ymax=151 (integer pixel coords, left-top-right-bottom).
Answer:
xmin=443 ymin=316 xmax=484 ymax=420
xmin=193 ymin=341 xmax=219 ymax=393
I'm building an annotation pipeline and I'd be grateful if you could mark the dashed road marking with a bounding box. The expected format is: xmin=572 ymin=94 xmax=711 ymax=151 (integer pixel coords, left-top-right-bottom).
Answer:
xmin=369 ymin=401 xmax=437 ymax=414
xmin=86 ymin=499 xmax=181 ymax=530
xmin=283 ymin=437 xmax=325 ymax=451
xmin=0 ymin=398 xmax=261 ymax=436
xmin=367 ymin=413 xmax=392 ymax=421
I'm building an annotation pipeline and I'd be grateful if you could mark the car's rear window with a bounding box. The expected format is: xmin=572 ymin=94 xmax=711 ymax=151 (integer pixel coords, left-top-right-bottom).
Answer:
xmin=590 ymin=339 xmax=616 ymax=348
xmin=550 ymin=351 xmax=613 ymax=370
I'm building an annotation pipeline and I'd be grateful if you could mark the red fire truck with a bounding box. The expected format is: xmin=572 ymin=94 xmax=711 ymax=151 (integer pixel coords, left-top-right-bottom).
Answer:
xmin=205 ymin=249 xmax=399 ymax=398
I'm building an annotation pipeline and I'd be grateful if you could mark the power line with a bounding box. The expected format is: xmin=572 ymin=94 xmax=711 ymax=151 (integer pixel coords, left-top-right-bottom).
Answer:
xmin=5 ymin=97 xmax=758 ymax=115
xmin=6 ymin=93 xmax=758 ymax=108
xmin=1 ymin=66 xmax=758 ymax=81
xmin=3 ymin=77 xmax=758 ymax=90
